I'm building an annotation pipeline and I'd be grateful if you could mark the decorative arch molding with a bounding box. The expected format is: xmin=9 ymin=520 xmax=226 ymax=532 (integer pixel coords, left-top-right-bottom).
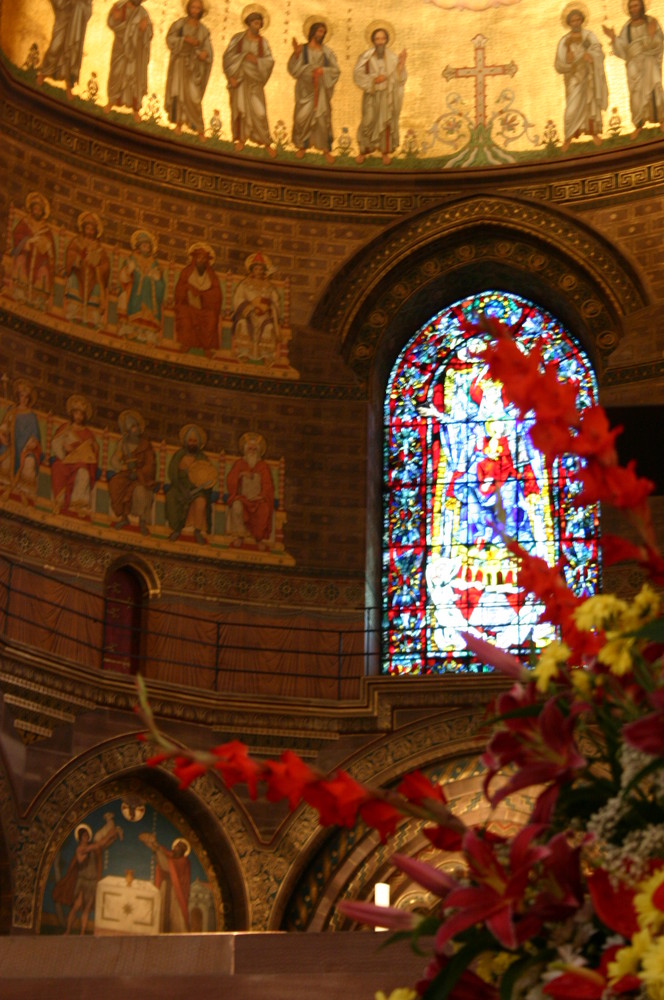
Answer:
xmin=104 ymin=554 xmax=161 ymax=600
xmin=272 ymin=708 xmax=488 ymax=930
xmin=12 ymin=737 xmax=252 ymax=931
xmin=311 ymin=193 xmax=650 ymax=387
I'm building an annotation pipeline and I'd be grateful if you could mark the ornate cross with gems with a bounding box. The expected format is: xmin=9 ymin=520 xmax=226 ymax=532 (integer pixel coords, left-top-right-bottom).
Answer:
xmin=442 ymin=34 xmax=517 ymax=127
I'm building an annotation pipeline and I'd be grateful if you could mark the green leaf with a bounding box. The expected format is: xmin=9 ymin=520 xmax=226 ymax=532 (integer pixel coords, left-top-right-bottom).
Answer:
xmin=422 ymin=933 xmax=493 ymax=1000
xmin=498 ymin=948 xmax=554 ymax=1000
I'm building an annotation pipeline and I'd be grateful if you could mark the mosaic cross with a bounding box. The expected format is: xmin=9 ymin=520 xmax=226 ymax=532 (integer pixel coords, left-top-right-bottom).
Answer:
xmin=442 ymin=34 xmax=517 ymax=127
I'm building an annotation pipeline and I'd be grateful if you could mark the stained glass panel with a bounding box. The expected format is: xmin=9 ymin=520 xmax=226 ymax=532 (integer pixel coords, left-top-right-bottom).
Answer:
xmin=383 ymin=290 xmax=599 ymax=675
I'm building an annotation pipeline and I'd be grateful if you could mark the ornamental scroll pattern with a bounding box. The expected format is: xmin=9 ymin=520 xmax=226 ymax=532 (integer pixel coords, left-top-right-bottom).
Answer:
xmin=312 ymin=196 xmax=649 ymax=382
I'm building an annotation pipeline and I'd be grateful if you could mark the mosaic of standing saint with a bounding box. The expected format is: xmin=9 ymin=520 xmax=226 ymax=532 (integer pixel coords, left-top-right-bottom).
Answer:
xmin=0 ymin=385 xmax=292 ymax=563
xmin=603 ymin=0 xmax=664 ymax=137
xmin=1 ymin=213 xmax=297 ymax=378
xmin=222 ymin=5 xmax=276 ymax=156
xmin=288 ymin=18 xmax=339 ymax=163
xmin=6 ymin=0 xmax=664 ymax=164
xmin=165 ymin=0 xmax=213 ymax=139
xmin=353 ymin=22 xmax=407 ymax=165
xmin=555 ymin=4 xmax=608 ymax=151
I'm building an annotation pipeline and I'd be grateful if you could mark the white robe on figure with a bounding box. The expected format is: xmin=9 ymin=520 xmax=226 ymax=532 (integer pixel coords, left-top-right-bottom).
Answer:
xmin=165 ymin=17 xmax=213 ymax=133
xmin=612 ymin=17 xmax=664 ymax=126
xmin=40 ymin=0 xmax=92 ymax=86
xmin=554 ymin=28 xmax=608 ymax=141
xmin=287 ymin=44 xmax=340 ymax=152
xmin=353 ymin=46 xmax=406 ymax=155
xmin=222 ymin=31 xmax=274 ymax=146
xmin=106 ymin=0 xmax=153 ymax=110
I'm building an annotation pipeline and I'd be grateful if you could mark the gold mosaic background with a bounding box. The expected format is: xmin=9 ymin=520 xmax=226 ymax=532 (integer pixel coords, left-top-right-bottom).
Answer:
xmin=0 ymin=0 xmax=640 ymax=163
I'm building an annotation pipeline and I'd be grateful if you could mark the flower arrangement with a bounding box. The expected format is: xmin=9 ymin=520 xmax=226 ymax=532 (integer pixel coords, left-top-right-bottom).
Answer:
xmin=137 ymin=317 xmax=664 ymax=1000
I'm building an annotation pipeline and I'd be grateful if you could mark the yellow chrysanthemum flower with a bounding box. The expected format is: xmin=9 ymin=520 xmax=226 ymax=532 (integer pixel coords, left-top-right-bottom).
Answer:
xmin=375 ymin=990 xmax=417 ymax=1000
xmin=533 ymin=641 xmax=570 ymax=692
xmin=570 ymin=669 xmax=592 ymax=696
xmin=607 ymin=928 xmax=652 ymax=983
xmin=635 ymin=870 xmax=664 ymax=933
xmin=641 ymin=934 xmax=664 ymax=988
xmin=620 ymin=583 xmax=662 ymax=632
xmin=597 ymin=635 xmax=636 ymax=676
xmin=573 ymin=594 xmax=628 ymax=632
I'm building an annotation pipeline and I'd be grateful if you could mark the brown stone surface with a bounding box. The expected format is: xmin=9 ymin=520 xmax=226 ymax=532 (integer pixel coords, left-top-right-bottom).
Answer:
xmin=0 ymin=932 xmax=426 ymax=999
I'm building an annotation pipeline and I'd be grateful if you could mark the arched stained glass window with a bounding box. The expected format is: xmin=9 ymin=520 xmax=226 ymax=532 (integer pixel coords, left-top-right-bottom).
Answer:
xmin=383 ymin=290 xmax=599 ymax=675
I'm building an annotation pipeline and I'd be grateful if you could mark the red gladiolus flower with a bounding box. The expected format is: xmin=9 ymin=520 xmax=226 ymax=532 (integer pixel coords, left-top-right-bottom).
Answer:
xmin=211 ymin=740 xmax=263 ymax=798
xmin=575 ymin=460 xmax=654 ymax=512
xmin=263 ymin=750 xmax=317 ymax=809
xmin=302 ymin=770 xmax=368 ymax=827
xmin=601 ymin=535 xmax=664 ymax=585
xmin=398 ymin=770 xmax=448 ymax=807
xmin=359 ymin=797 xmax=402 ymax=842
xmin=145 ymin=751 xmax=171 ymax=767
xmin=422 ymin=825 xmax=464 ymax=851
xmin=529 ymin=420 xmax=576 ymax=464
xmin=173 ymin=759 xmax=208 ymax=788
xmin=572 ymin=406 xmax=621 ymax=464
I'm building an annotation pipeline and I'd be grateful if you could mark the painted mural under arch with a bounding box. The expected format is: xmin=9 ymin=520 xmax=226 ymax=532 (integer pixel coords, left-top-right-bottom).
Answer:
xmin=1 ymin=0 xmax=662 ymax=169
xmin=383 ymin=290 xmax=599 ymax=675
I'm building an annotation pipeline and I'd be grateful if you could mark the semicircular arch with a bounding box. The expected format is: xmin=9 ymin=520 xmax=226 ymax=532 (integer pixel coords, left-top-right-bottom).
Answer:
xmin=312 ymin=192 xmax=650 ymax=389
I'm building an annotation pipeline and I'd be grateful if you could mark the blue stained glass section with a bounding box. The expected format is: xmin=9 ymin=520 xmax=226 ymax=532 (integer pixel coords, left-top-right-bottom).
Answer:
xmin=383 ymin=291 xmax=599 ymax=675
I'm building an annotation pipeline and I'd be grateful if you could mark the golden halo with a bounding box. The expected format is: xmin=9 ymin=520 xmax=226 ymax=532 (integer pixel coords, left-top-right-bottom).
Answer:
xmin=303 ymin=15 xmax=332 ymax=42
xmin=623 ymin=0 xmax=647 ymax=12
xmin=77 ymin=211 xmax=103 ymax=237
xmin=66 ymin=394 xmax=93 ymax=420
xmin=14 ymin=379 xmax=37 ymax=407
xmin=182 ymin=0 xmax=209 ymax=11
xmin=239 ymin=431 xmax=267 ymax=457
xmin=241 ymin=3 xmax=269 ymax=28
xmin=187 ymin=241 xmax=215 ymax=264
xmin=244 ymin=251 xmax=274 ymax=274
xmin=171 ymin=837 xmax=191 ymax=856
xmin=364 ymin=19 xmax=396 ymax=46
xmin=130 ymin=229 xmax=156 ymax=253
xmin=178 ymin=422 xmax=207 ymax=449
xmin=118 ymin=409 xmax=145 ymax=434
xmin=560 ymin=2 xmax=589 ymax=26
xmin=25 ymin=191 xmax=50 ymax=219
xmin=74 ymin=823 xmax=93 ymax=841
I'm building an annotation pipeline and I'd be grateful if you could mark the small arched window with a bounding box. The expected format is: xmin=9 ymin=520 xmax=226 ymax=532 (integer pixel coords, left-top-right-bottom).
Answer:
xmin=102 ymin=565 xmax=146 ymax=674
xmin=383 ymin=290 xmax=599 ymax=675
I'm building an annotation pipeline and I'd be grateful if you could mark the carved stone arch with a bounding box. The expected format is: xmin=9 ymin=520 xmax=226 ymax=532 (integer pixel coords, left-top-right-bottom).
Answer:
xmin=311 ymin=192 xmax=650 ymax=389
xmin=313 ymin=192 xmax=649 ymax=653
xmin=273 ymin=710 xmax=489 ymax=931
xmin=104 ymin=553 xmax=161 ymax=599
xmin=14 ymin=736 xmax=251 ymax=931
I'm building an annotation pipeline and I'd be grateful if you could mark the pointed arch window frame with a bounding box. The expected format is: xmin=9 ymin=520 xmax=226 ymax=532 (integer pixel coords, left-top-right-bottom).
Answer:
xmin=382 ymin=290 xmax=600 ymax=676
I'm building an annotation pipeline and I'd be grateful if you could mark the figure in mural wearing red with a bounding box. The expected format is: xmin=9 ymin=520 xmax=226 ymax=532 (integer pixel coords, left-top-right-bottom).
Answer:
xmin=227 ymin=432 xmax=274 ymax=549
xmin=52 ymin=821 xmax=122 ymax=935
xmin=51 ymin=394 xmax=99 ymax=516
xmin=139 ymin=833 xmax=191 ymax=932
xmin=174 ymin=242 xmax=222 ymax=354
xmin=10 ymin=192 xmax=56 ymax=307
